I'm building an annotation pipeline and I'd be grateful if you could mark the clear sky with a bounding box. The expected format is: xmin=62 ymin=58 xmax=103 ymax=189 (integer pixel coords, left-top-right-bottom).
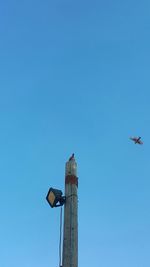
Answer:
xmin=0 ymin=0 xmax=150 ymax=266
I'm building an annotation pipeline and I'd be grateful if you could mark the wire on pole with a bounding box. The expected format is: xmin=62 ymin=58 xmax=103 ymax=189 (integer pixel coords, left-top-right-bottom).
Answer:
xmin=59 ymin=206 xmax=63 ymax=267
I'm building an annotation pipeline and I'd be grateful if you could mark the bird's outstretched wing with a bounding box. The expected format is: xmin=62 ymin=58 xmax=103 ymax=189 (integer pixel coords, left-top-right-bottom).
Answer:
xmin=137 ymin=139 xmax=143 ymax=145
xmin=130 ymin=137 xmax=137 ymax=142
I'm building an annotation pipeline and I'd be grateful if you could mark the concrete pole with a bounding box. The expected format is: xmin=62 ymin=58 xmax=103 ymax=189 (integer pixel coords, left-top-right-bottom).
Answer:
xmin=62 ymin=155 xmax=78 ymax=267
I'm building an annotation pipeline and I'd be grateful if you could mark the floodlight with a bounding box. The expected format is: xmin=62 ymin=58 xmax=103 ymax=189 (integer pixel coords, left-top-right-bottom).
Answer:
xmin=46 ymin=187 xmax=66 ymax=208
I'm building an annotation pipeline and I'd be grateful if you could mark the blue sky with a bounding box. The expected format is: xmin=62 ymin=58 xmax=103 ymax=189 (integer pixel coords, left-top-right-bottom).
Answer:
xmin=0 ymin=0 xmax=150 ymax=266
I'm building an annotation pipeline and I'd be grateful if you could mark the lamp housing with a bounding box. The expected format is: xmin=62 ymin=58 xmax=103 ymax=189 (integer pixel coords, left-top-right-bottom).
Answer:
xmin=46 ymin=187 xmax=66 ymax=208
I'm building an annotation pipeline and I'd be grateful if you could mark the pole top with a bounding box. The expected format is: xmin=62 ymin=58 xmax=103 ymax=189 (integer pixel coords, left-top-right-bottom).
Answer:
xmin=65 ymin=153 xmax=77 ymax=176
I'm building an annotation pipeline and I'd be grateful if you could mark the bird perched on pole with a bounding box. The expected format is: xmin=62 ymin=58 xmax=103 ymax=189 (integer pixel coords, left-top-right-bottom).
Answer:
xmin=69 ymin=153 xmax=74 ymax=161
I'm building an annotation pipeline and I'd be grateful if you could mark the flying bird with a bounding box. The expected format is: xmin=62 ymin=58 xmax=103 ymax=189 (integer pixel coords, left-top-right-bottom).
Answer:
xmin=130 ymin=136 xmax=143 ymax=145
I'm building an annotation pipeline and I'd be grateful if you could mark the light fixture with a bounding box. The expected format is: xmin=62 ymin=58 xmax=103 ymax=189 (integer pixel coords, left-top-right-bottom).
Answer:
xmin=46 ymin=187 xmax=66 ymax=208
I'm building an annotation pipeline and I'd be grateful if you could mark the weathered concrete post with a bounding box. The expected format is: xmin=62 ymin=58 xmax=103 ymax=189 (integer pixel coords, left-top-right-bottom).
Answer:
xmin=62 ymin=154 xmax=78 ymax=267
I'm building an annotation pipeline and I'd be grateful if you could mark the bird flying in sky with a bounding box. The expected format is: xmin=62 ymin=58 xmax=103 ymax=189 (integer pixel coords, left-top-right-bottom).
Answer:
xmin=130 ymin=136 xmax=143 ymax=145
